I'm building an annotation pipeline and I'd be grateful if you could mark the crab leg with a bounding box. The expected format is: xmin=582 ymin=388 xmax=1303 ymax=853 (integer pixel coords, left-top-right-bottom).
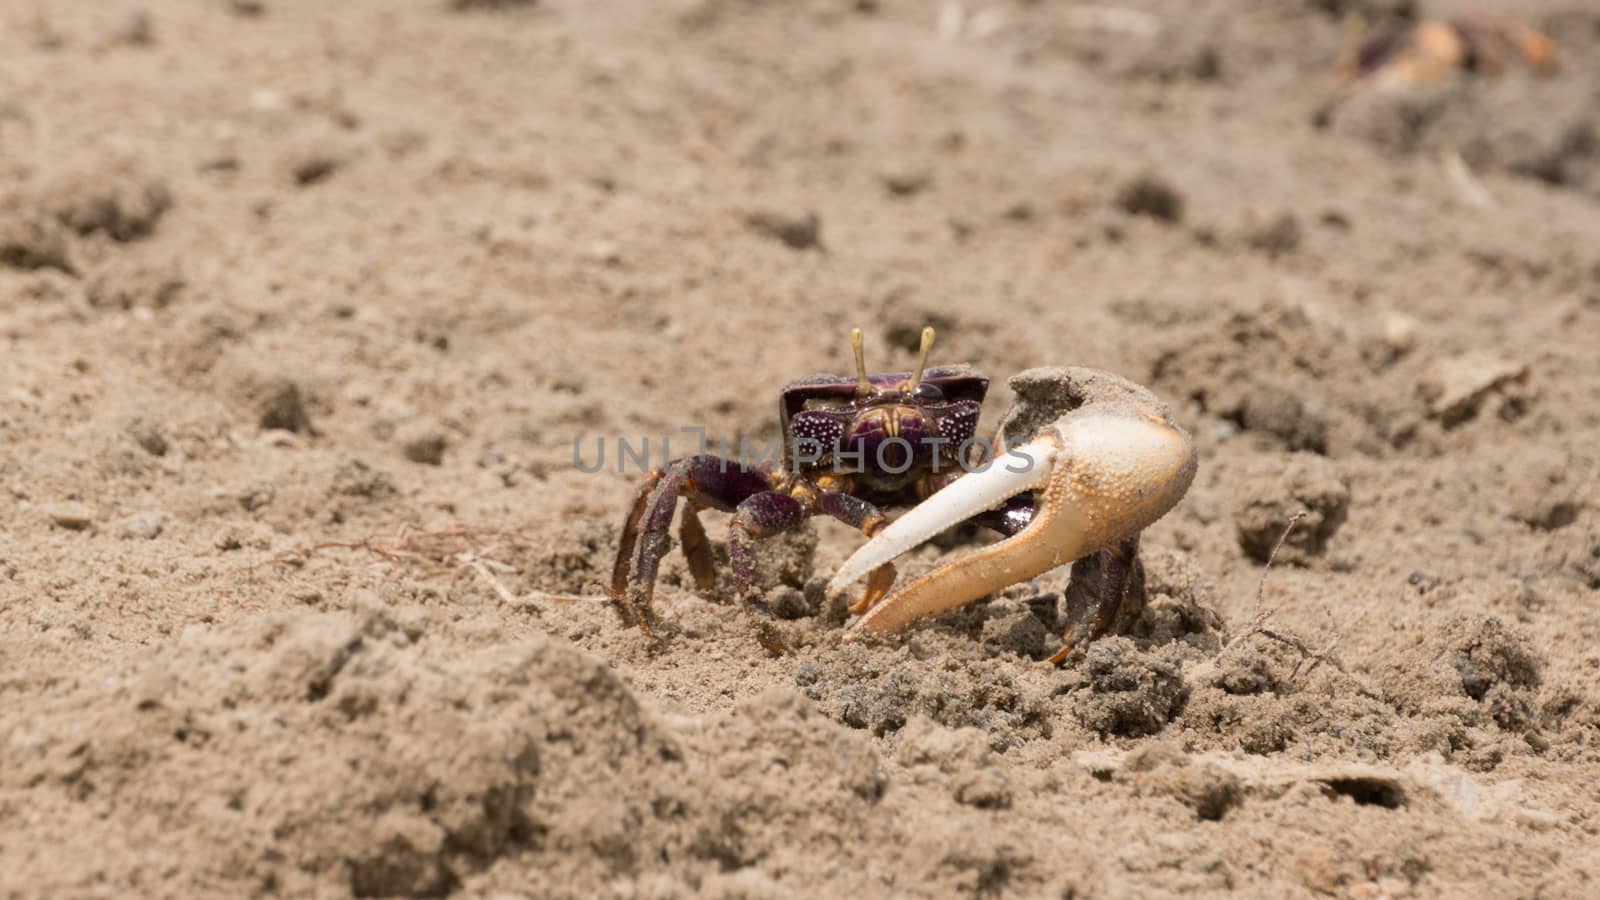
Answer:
xmin=827 ymin=403 xmax=1196 ymax=637
xmin=608 ymin=455 xmax=774 ymax=635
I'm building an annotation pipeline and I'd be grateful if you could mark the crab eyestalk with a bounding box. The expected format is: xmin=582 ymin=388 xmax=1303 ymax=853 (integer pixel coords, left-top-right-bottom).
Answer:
xmin=907 ymin=326 xmax=936 ymax=393
xmin=851 ymin=327 xmax=872 ymax=398
xmin=826 ymin=397 xmax=1196 ymax=643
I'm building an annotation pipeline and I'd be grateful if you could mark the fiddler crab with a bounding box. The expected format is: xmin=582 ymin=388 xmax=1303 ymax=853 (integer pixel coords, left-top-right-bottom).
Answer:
xmin=608 ymin=328 xmax=1197 ymax=663
xmin=1340 ymin=12 xmax=1556 ymax=86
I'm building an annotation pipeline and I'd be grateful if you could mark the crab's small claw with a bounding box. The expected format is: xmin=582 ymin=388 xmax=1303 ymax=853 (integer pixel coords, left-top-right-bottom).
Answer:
xmin=827 ymin=399 xmax=1196 ymax=638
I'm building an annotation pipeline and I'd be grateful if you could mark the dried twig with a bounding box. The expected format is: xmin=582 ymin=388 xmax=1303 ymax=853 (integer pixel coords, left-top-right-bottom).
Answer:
xmin=1442 ymin=147 xmax=1496 ymax=209
xmin=238 ymin=521 xmax=608 ymax=609
xmin=472 ymin=560 xmax=519 ymax=606
xmin=1217 ymin=513 xmax=1373 ymax=692
xmin=1221 ymin=512 xmax=1305 ymax=653
xmin=1254 ymin=511 xmax=1305 ymax=616
xmin=248 ymin=522 xmax=534 ymax=572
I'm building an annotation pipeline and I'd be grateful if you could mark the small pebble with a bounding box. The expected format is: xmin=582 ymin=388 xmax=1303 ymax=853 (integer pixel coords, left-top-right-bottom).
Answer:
xmin=114 ymin=11 xmax=156 ymax=47
xmin=44 ymin=502 xmax=95 ymax=531
xmin=258 ymin=378 xmax=313 ymax=433
xmin=585 ymin=240 xmax=622 ymax=266
xmin=400 ymin=428 xmax=448 ymax=466
xmin=128 ymin=421 xmax=169 ymax=457
xmin=115 ymin=511 xmax=168 ymax=540
xmin=742 ymin=208 xmax=821 ymax=250
xmin=952 ymin=768 xmax=1013 ymax=809
xmin=284 ymin=145 xmax=347 ymax=187
xmin=0 ymin=196 xmax=75 ymax=274
xmin=236 ymin=483 xmax=275 ymax=512
xmin=880 ymin=166 xmax=931 ymax=197
xmin=1381 ymin=313 xmax=1420 ymax=355
xmin=1115 ymin=172 xmax=1185 ymax=223
xmin=1418 ymin=353 xmax=1530 ymax=426
xmin=249 ymin=89 xmax=284 ymax=112
xmin=1247 ymin=212 xmax=1301 ymax=257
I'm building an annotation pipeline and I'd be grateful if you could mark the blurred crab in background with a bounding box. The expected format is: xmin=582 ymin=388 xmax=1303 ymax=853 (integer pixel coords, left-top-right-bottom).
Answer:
xmin=609 ymin=328 xmax=1196 ymax=662
xmin=1339 ymin=11 xmax=1556 ymax=86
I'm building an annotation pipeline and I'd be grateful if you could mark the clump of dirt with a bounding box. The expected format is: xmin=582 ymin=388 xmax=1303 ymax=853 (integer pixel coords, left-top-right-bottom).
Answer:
xmin=1128 ymin=546 xmax=1225 ymax=652
xmin=1232 ymin=453 xmax=1351 ymax=564
xmin=161 ymin=307 xmax=255 ymax=379
xmin=683 ymin=688 xmax=886 ymax=869
xmin=1065 ymin=639 xmax=1189 ymax=738
xmin=749 ymin=521 xmax=819 ymax=596
xmin=216 ymin=352 xmax=318 ymax=435
xmin=0 ymin=193 xmax=75 ymax=273
xmin=795 ymin=642 xmax=1052 ymax=746
xmin=979 ymin=599 xmax=1053 ymax=659
xmin=895 ymin=717 xmax=1017 ymax=809
xmin=1117 ymin=743 xmax=1245 ymax=821
xmin=742 ymin=207 xmax=823 ymax=250
xmin=396 ymin=421 xmax=450 ymax=466
xmin=1538 ymin=687 xmax=1600 ymax=763
xmin=1546 ymin=520 xmax=1600 ymax=590
xmin=1182 ymin=690 xmax=1301 ymax=753
xmin=1205 ymin=639 xmax=1290 ymax=697
xmin=1149 ymin=302 xmax=1413 ymax=456
xmin=895 ymin=715 xmax=998 ymax=777
xmin=1452 ymin=620 xmax=1542 ymax=703
xmin=1379 ymin=615 xmax=1541 ymax=714
xmin=85 ymin=257 xmax=185 ymax=311
xmin=328 ymin=459 xmax=401 ymax=503
xmin=1506 ymin=447 xmax=1585 ymax=531
xmin=258 ymin=379 xmax=316 ymax=433
xmin=1245 ymin=211 xmax=1302 ymax=257
xmin=0 ymin=609 xmax=699 ymax=897
xmin=41 ymin=501 xmax=96 ymax=532
xmin=519 ymin=518 xmax=615 ymax=597
xmin=1371 ymin=615 xmax=1546 ymax=768
xmin=40 ymin=157 xmax=172 ymax=242
xmin=1179 ymin=639 xmax=1397 ymax=756
xmin=1115 ymin=171 xmax=1185 ymax=223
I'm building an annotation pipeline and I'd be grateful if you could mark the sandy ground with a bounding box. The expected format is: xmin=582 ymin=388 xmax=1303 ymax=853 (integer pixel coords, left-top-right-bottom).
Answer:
xmin=3 ymin=0 xmax=1599 ymax=897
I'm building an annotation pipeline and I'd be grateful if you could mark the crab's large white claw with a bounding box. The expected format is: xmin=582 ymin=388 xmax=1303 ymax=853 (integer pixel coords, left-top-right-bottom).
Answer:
xmin=828 ymin=402 xmax=1196 ymax=637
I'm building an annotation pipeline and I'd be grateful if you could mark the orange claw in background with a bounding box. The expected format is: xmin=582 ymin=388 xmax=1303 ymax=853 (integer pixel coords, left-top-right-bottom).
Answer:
xmin=1452 ymin=12 xmax=1558 ymax=77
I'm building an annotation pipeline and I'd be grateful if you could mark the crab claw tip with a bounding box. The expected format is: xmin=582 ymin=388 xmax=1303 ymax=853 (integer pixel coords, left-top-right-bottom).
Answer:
xmin=824 ymin=436 xmax=1059 ymax=599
